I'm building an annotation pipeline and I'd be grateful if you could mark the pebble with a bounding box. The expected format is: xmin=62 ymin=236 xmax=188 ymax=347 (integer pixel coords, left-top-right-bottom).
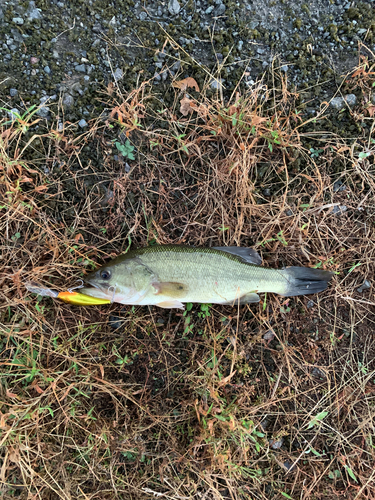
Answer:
xmin=36 ymin=107 xmax=50 ymax=118
xmin=12 ymin=17 xmax=24 ymax=25
xmin=78 ymin=119 xmax=88 ymax=128
xmin=62 ymin=93 xmax=74 ymax=109
xmin=30 ymin=57 xmax=39 ymax=65
xmin=270 ymin=437 xmax=284 ymax=450
xmin=210 ymin=78 xmax=223 ymax=90
xmin=138 ymin=11 xmax=147 ymax=21
xmin=113 ymin=67 xmax=123 ymax=81
xmin=214 ymin=4 xmax=226 ymax=16
xmin=330 ymin=94 xmax=357 ymax=110
xmin=307 ymin=300 xmax=314 ymax=308
xmin=333 ymin=179 xmax=346 ymax=192
xmin=9 ymin=88 xmax=18 ymax=97
xmin=263 ymin=330 xmax=275 ymax=341
xmin=357 ymin=280 xmax=371 ymax=293
xmin=311 ymin=367 xmax=327 ymax=379
xmin=109 ymin=315 xmax=122 ymax=330
xmin=205 ymin=6 xmax=214 ymax=14
xmin=8 ymin=108 xmax=20 ymax=120
xmin=332 ymin=205 xmax=347 ymax=215
xmin=26 ymin=2 xmax=42 ymax=21
xmin=44 ymin=65 xmax=51 ymax=74
xmin=280 ymin=65 xmax=288 ymax=72
xmin=168 ymin=0 xmax=181 ymax=16
xmin=75 ymin=64 xmax=86 ymax=73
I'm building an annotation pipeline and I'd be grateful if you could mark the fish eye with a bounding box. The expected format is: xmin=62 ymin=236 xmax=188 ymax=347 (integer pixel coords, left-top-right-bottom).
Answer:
xmin=100 ymin=269 xmax=111 ymax=280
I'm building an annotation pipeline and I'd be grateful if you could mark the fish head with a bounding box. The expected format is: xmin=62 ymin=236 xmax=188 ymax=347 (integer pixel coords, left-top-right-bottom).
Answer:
xmin=82 ymin=262 xmax=135 ymax=302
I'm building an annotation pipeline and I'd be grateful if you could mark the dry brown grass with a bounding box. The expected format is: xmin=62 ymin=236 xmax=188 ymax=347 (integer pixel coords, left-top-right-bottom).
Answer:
xmin=1 ymin=62 xmax=375 ymax=499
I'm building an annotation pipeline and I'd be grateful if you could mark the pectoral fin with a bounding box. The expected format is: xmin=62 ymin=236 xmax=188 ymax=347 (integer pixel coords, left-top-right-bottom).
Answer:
xmin=213 ymin=247 xmax=262 ymax=265
xmin=152 ymin=281 xmax=188 ymax=298
xmin=156 ymin=300 xmax=185 ymax=310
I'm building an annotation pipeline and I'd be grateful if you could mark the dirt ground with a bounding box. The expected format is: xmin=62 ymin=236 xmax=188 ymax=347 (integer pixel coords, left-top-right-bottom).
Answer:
xmin=1 ymin=2 xmax=375 ymax=500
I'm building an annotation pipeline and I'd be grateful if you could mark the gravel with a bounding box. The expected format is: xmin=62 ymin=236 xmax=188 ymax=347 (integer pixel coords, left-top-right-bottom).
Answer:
xmin=357 ymin=280 xmax=371 ymax=293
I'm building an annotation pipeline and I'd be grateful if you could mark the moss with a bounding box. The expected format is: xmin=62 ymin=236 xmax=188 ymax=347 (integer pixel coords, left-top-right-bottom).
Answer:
xmin=293 ymin=18 xmax=302 ymax=29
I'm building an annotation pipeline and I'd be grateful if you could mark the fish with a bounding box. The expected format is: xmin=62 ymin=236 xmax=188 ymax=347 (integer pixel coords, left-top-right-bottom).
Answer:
xmin=79 ymin=245 xmax=333 ymax=310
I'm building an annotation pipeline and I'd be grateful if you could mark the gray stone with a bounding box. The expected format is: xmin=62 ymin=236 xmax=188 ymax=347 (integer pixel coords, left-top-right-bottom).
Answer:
xmin=214 ymin=4 xmax=226 ymax=16
xmin=155 ymin=62 xmax=163 ymax=69
xmin=62 ymin=93 xmax=74 ymax=109
xmin=26 ymin=2 xmax=42 ymax=21
xmin=205 ymin=6 xmax=214 ymax=14
xmin=270 ymin=437 xmax=284 ymax=450
xmin=210 ymin=78 xmax=223 ymax=90
xmin=168 ymin=0 xmax=181 ymax=15
xmin=333 ymin=179 xmax=346 ymax=192
xmin=280 ymin=65 xmax=288 ymax=72
xmin=138 ymin=11 xmax=147 ymax=21
xmin=9 ymin=88 xmax=18 ymax=97
xmin=12 ymin=17 xmax=24 ymax=25
xmin=125 ymin=162 xmax=131 ymax=173
xmin=36 ymin=107 xmax=50 ymax=118
xmin=78 ymin=119 xmax=88 ymax=128
xmin=307 ymin=300 xmax=314 ymax=308
xmin=44 ymin=65 xmax=51 ymax=74
xmin=7 ymin=108 xmax=20 ymax=120
xmin=344 ymin=94 xmax=357 ymax=107
xmin=330 ymin=97 xmax=345 ymax=110
xmin=75 ymin=64 xmax=86 ymax=73
xmin=113 ymin=67 xmax=123 ymax=81
xmin=357 ymin=280 xmax=371 ymax=293
xmin=332 ymin=205 xmax=347 ymax=215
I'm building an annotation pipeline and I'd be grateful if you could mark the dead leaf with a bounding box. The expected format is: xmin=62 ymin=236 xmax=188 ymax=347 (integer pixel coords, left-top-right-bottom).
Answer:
xmin=172 ymin=77 xmax=200 ymax=92
xmin=180 ymin=97 xmax=193 ymax=116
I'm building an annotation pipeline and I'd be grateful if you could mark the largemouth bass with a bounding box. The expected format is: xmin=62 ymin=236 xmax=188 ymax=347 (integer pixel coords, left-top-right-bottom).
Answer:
xmin=79 ymin=245 xmax=332 ymax=309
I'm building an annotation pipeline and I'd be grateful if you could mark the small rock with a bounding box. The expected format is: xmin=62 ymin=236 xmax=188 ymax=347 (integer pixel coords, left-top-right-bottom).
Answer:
xmin=280 ymin=65 xmax=288 ymax=72
xmin=155 ymin=62 xmax=163 ymax=69
xmin=263 ymin=330 xmax=275 ymax=341
xmin=125 ymin=162 xmax=131 ymax=173
xmin=357 ymin=280 xmax=371 ymax=293
xmin=210 ymin=78 xmax=223 ymax=90
xmin=7 ymin=108 xmax=20 ymax=120
xmin=9 ymin=88 xmax=18 ymax=97
xmin=283 ymin=460 xmax=296 ymax=472
xmin=30 ymin=56 xmax=39 ymax=65
xmin=214 ymin=3 xmax=226 ymax=16
xmin=307 ymin=300 xmax=314 ymax=308
xmin=333 ymin=179 xmax=346 ymax=192
xmin=36 ymin=107 xmax=49 ymax=118
xmin=26 ymin=2 xmax=42 ymax=21
xmin=344 ymin=94 xmax=357 ymax=107
xmin=12 ymin=17 xmax=24 ymax=25
xmin=270 ymin=437 xmax=284 ymax=450
xmin=205 ymin=6 xmax=214 ymax=14
xmin=311 ymin=367 xmax=327 ymax=379
xmin=113 ymin=67 xmax=123 ymax=81
xmin=330 ymin=97 xmax=345 ymax=110
xmin=138 ymin=11 xmax=147 ymax=21
xmin=62 ymin=93 xmax=74 ymax=109
xmin=263 ymin=188 xmax=271 ymax=197
xmin=75 ymin=64 xmax=86 ymax=73
xmin=260 ymin=418 xmax=269 ymax=430
xmin=78 ymin=119 xmax=88 ymax=128
xmin=285 ymin=209 xmax=293 ymax=216
xmin=332 ymin=205 xmax=347 ymax=215
xmin=168 ymin=0 xmax=181 ymax=15
xmin=44 ymin=65 xmax=51 ymax=74
xmin=109 ymin=315 xmax=122 ymax=330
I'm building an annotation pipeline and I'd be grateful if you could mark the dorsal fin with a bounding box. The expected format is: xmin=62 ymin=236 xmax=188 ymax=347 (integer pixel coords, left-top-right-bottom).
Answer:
xmin=213 ymin=247 xmax=262 ymax=265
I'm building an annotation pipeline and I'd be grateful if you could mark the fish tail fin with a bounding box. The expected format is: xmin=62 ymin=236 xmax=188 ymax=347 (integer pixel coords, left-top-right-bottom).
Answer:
xmin=280 ymin=267 xmax=333 ymax=297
